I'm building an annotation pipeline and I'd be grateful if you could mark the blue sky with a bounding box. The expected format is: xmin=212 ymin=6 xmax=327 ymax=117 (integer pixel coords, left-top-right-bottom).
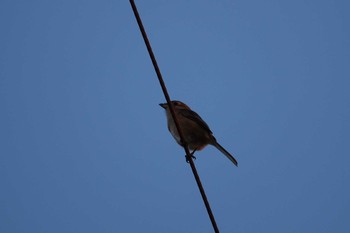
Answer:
xmin=1 ymin=0 xmax=349 ymax=232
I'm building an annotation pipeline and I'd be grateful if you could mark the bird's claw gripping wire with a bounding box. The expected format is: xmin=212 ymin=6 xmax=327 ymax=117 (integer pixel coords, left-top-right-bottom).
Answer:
xmin=186 ymin=154 xmax=196 ymax=163
xmin=186 ymin=149 xmax=197 ymax=163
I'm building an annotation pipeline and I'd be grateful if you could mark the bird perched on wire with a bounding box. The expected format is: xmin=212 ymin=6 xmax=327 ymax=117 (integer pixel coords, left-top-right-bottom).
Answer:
xmin=159 ymin=100 xmax=238 ymax=166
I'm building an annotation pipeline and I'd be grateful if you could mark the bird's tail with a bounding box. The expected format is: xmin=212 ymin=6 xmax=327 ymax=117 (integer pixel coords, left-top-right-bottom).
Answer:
xmin=212 ymin=141 xmax=238 ymax=166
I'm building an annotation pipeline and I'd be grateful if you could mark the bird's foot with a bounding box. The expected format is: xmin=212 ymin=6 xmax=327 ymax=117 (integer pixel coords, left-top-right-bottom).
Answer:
xmin=185 ymin=154 xmax=196 ymax=163
xmin=185 ymin=149 xmax=197 ymax=163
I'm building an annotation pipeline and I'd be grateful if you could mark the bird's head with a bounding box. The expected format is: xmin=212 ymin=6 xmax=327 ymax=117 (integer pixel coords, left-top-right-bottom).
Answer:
xmin=159 ymin=100 xmax=190 ymax=110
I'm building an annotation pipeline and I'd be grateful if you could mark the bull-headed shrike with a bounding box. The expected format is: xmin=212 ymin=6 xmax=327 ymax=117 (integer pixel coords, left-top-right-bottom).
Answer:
xmin=159 ymin=100 xmax=238 ymax=166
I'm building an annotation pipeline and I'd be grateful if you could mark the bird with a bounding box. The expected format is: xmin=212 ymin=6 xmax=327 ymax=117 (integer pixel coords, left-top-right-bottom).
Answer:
xmin=159 ymin=100 xmax=238 ymax=166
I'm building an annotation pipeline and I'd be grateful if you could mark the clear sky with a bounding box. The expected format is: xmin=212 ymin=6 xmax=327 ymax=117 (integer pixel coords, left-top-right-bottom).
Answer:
xmin=1 ymin=0 xmax=349 ymax=232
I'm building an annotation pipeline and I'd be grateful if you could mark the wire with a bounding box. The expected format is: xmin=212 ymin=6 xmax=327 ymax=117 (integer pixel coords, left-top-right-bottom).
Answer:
xmin=129 ymin=1 xmax=220 ymax=232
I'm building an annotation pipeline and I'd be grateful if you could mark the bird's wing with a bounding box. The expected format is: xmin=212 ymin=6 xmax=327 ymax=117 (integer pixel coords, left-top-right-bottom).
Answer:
xmin=178 ymin=108 xmax=213 ymax=134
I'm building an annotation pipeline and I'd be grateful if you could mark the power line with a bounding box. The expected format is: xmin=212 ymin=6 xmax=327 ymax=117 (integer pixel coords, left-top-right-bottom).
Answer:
xmin=129 ymin=1 xmax=220 ymax=232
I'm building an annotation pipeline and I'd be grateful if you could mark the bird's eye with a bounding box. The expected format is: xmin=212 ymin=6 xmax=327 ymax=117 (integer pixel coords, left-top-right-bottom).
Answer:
xmin=173 ymin=101 xmax=178 ymax=106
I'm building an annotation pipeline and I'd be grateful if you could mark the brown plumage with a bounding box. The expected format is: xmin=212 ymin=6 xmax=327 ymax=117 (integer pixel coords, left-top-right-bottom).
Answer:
xmin=159 ymin=100 xmax=238 ymax=166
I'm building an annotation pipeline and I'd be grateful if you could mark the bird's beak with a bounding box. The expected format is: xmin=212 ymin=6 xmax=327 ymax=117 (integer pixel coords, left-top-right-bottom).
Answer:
xmin=159 ymin=103 xmax=167 ymax=109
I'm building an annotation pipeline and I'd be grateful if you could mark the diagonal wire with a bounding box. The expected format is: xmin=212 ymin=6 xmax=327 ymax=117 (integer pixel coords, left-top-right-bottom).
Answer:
xmin=129 ymin=1 xmax=220 ymax=232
